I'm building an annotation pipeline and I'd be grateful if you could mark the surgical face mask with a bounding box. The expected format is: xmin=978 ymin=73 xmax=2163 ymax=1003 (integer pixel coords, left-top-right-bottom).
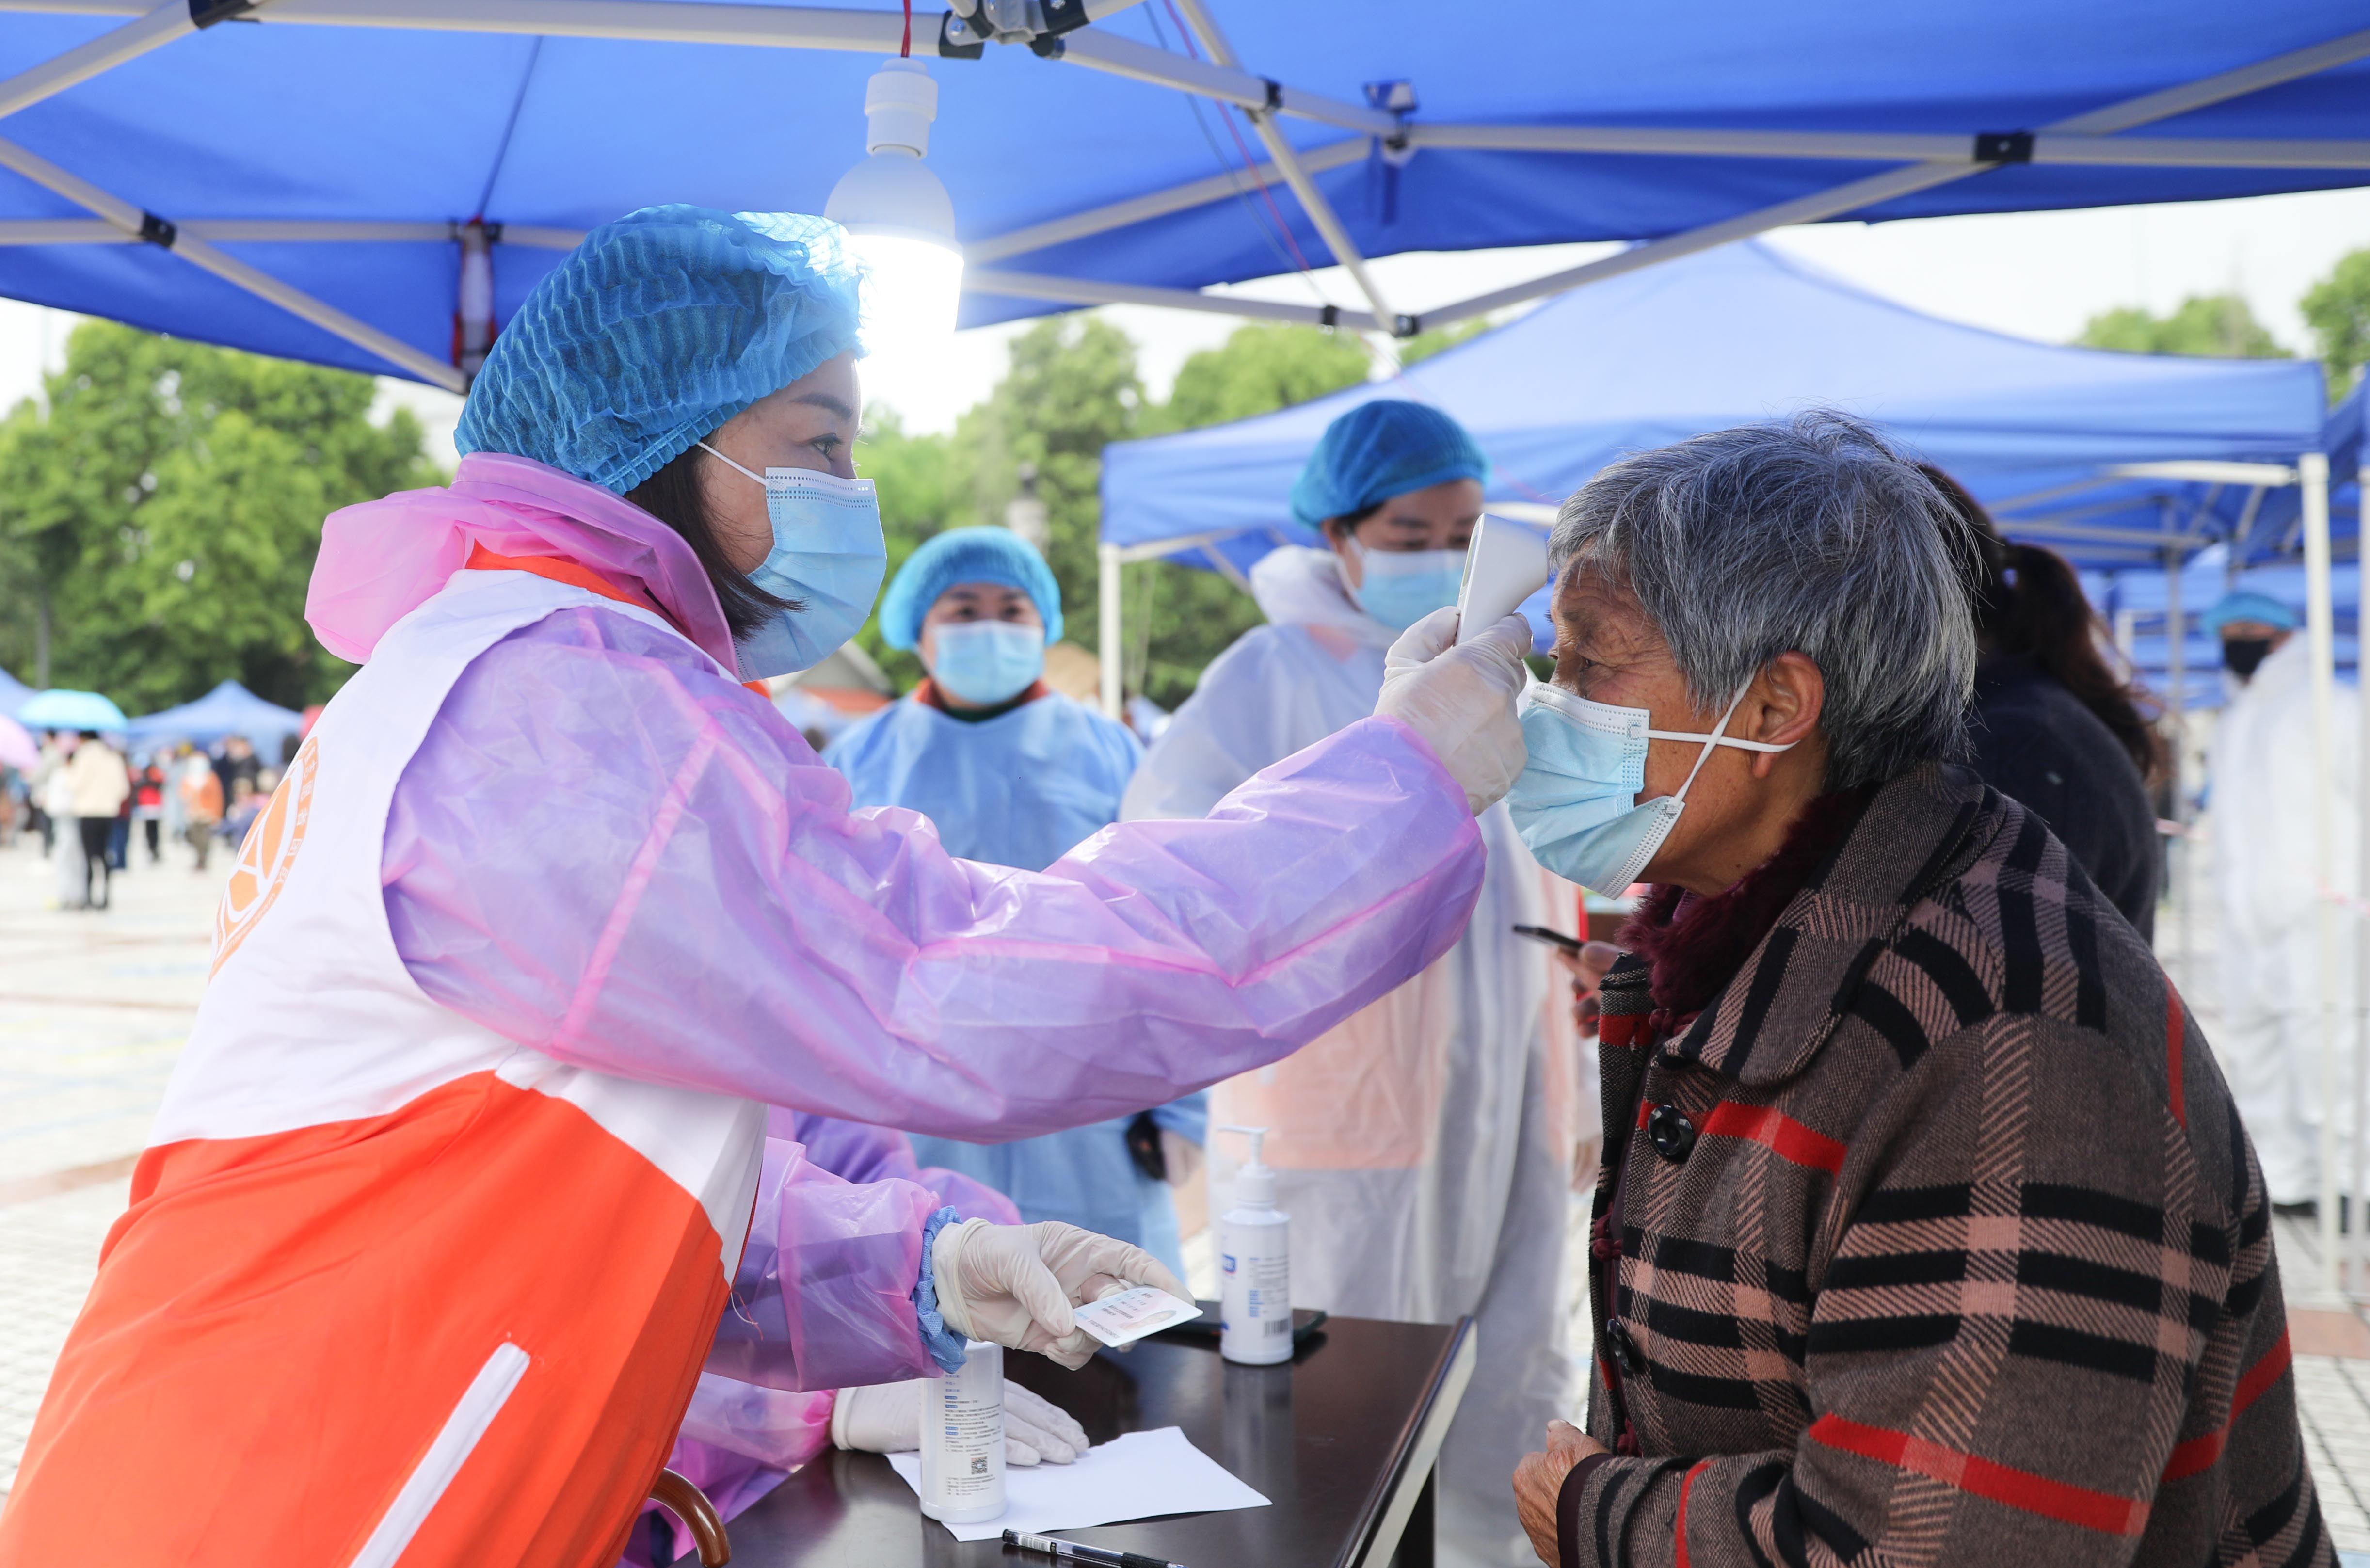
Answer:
xmin=699 ymin=441 xmax=887 ymax=679
xmin=1346 ymin=540 xmax=1464 ymax=632
xmin=2222 ymin=636 xmax=2274 ymax=681
xmin=1504 ymin=680 xmax=1795 ymax=893
xmin=929 ymin=619 xmax=1045 ymax=706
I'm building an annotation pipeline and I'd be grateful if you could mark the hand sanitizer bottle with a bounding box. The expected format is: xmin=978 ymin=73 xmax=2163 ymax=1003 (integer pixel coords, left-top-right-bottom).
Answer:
xmin=1217 ymin=1125 xmax=1292 ymax=1366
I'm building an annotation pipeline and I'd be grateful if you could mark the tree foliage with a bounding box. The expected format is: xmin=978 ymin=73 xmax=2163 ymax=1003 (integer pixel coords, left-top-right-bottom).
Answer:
xmin=2075 ymin=294 xmax=2291 ymax=360
xmin=2302 ymin=248 xmax=2370 ymax=398
xmin=0 ymin=321 xmax=437 ymax=711
xmin=1146 ymin=323 xmax=1369 ymax=435
xmin=1393 ymin=314 xmax=1496 ymax=367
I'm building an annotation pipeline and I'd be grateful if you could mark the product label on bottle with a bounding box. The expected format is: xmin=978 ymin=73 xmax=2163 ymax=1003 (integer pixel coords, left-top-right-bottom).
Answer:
xmin=1220 ymin=1220 xmax=1291 ymax=1361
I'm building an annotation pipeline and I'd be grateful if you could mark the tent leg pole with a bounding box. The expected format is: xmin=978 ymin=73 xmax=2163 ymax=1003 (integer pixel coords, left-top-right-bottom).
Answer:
xmin=1099 ymin=543 xmax=1123 ymax=720
xmin=2165 ymin=543 xmax=2190 ymax=996
xmin=2302 ymin=451 xmax=2340 ymax=1296
xmin=2356 ymin=504 xmax=2370 ymax=1299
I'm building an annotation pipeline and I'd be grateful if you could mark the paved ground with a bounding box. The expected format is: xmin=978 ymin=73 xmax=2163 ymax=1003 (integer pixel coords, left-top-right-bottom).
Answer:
xmin=0 ymin=825 xmax=2366 ymax=1558
xmin=0 ymin=830 xmax=223 ymax=1497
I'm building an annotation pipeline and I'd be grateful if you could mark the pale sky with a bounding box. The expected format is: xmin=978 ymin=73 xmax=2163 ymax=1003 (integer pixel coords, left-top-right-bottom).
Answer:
xmin=0 ymin=183 xmax=2364 ymax=463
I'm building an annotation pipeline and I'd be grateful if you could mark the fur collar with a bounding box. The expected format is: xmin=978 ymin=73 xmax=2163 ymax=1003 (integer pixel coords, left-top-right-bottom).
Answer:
xmin=1618 ymin=785 xmax=1878 ymax=1019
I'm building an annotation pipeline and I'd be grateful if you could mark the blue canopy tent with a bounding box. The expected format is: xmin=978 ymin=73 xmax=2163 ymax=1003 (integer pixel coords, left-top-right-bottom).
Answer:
xmin=0 ymin=2 xmax=2363 ymax=392
xmin=2084 ymin=553 xmax=2360 ymax=710
xmin=125 ymin=678 xmax=304 ymax=755
xmin=1100 ymin=239 xmax=2327 ymax=637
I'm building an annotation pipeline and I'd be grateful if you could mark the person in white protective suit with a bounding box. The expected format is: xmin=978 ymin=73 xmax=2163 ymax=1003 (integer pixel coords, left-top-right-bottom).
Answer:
xmin=2205 ymin=589 xmax=2358 ymax=1214
xmin=1122 ymin=400 xmax=1593 ymax=1568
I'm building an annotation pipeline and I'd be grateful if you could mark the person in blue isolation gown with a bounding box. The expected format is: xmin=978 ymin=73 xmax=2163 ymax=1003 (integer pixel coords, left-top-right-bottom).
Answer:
xmin=825 ymin=526 xmax=1206 ymax=1275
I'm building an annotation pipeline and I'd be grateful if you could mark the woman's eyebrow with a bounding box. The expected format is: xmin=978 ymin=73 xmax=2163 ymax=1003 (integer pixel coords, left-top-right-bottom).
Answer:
xmin=791 ymin=391 xmax=857 ymax=423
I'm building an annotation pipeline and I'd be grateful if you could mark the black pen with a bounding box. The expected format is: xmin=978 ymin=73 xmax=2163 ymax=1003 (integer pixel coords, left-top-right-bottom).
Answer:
xmin=1001 ymin=1527 xmax=1189 ymax=1568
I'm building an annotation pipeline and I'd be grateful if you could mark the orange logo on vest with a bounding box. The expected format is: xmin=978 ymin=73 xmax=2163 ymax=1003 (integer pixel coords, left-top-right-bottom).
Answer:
xmin=210 ymin=735 xmax=318 ymax=979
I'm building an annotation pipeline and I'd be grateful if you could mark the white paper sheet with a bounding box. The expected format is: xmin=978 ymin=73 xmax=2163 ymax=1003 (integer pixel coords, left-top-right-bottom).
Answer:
xmin=887 ymin=1425 xmax=1271 ymax=1543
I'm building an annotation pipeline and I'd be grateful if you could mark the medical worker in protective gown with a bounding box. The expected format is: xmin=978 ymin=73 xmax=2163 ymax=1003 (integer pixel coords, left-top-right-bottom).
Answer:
xmin=2205 ymin=589 xmax=2358 ymax=1212
xmin=1123 ymin=400 xmax=1589 ymax=1568
xmin=827 ymin=527 xmax=1206 ymax=1275
xmin=0 ymin=210 xmax=1535 ymax=1568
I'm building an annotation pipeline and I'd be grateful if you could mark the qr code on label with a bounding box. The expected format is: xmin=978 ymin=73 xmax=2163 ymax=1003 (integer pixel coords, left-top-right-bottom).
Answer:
xmin=970 ymin=1456 xmax=990 ymax=1475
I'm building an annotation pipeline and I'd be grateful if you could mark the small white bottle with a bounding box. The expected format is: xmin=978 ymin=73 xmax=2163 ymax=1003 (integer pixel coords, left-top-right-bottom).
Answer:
xmin=1217 ymin=1125 xmax=1293 ymax=1366
xmin=917 ymin=1339 xmax=1007 ymax=1523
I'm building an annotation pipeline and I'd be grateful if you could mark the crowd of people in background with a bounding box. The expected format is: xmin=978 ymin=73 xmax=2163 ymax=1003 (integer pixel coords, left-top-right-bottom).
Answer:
xmin=0 ymin=729 xmax=285 ymax=908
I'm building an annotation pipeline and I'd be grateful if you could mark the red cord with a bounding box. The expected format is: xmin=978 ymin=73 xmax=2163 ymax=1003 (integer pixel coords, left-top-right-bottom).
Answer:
xmin=1161 ymin=0 xmax=1317 ymax=276
xmin=901 ymin=0 xmax=912 ymax=56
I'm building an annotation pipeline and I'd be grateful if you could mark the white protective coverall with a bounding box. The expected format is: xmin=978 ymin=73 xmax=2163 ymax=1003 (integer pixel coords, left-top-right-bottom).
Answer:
xmin=2210 ymin=634 xmax=2359 ymax=1206
xmin=1122 ymin=545 xmax=1595 ymax=1568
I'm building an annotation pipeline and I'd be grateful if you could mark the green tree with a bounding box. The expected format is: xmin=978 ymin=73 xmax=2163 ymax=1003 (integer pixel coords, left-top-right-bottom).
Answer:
xmin=851 ymin=404 xmax=966 ymax=690
xmin=2302 ymin=248 xmax=2370 ymax=397
xmin=2076 ymin=294 xmax=2291 ymax=359
xmin=0 ymin=321 xmax=438 ymax=712
xmin=1145 ymin=323 xmax=1369 ymax=435
xmin=1393 ymin=314 xmax=1495 ymax=366
xmin=946 ymin=315 xmax=1145 ymax=665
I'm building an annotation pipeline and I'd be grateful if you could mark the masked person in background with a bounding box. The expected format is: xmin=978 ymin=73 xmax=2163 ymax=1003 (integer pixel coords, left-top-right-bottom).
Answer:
xmin=826 ymin=527 xmax=1206 ymax=1277
xmin=2203 ymin=589 xmax=2355 ymax=1215
xmin=1124 ymin=399 xmax=1586 ymax=1568
xmin=0 ymin=208 xmax=1535 ymax=1568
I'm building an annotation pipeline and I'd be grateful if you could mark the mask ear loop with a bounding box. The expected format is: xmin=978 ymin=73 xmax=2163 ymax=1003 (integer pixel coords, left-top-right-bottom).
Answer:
xmin=696 ymin=439 xmax=765 ymax=486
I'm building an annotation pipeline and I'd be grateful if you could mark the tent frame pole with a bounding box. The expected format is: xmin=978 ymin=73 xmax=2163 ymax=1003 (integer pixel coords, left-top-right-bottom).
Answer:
xmin=0 ymin=133 xmax=466 ymax=390
xmin=1404 ymin=123 xmax=2370 ymax=170
xmin=1163 ymin=0 xmax=1400 ymax=331
xmin=2356 ymin=440 xmax=2370 ymax=1300
xmin=1098 ymin=542 xmax=1123 ymax=720
xmin=1405 ymin=24 xmax=2370 ymax=332
xmin=2301 ymin=450 xmax=2340 ymax=1294
xmin=968 ymin=266 xmax=1381 ymax=329
xmin=0 ymin=0 xmax=233 ymax=124
xmin=968 ymin=138 xmax=1367 ymax=265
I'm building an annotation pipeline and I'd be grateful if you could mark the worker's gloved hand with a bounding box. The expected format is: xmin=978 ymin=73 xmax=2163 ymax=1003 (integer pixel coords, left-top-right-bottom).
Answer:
xmin=831 ymin=1378 xmax=1090 ymax=1466
xmin=1375 ymin=608 xmax=1534 ymax=815
xmin=931 ymin=1218 xmax=1190 ymax=1370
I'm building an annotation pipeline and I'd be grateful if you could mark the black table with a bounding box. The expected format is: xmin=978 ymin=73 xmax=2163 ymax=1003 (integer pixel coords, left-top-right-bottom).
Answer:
xmin=681 ymin=1314 xmax=1476 ymax=1568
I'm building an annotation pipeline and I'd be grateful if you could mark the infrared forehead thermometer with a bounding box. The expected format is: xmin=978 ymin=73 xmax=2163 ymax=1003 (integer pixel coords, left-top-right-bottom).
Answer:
xmin=1453 ymin=513 xmax=1551 ymax=645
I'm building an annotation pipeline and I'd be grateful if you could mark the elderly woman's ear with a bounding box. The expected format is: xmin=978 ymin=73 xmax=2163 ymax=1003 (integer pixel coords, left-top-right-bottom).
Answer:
xmin=1741 ymin=652 xmax=1826 ymax=780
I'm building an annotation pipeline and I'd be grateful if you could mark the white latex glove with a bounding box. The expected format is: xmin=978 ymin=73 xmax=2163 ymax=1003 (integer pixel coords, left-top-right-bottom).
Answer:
xmin=831 ymin=1378 xmax=1090 ymax=1466
xmin=1375 ymin=607 xmax=1534 ymax=814
xmin=932 ymin=1219 xmax=1190 ymax=1370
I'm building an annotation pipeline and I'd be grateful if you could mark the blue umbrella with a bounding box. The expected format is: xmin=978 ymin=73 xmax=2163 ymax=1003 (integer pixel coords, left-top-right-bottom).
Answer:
xmin=16 ymin=688 xmax=131 ymax=733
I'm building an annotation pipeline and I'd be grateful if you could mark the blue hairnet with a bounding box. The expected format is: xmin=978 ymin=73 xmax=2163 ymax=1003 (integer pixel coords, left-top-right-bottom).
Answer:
xmin=1288 ymin=400 xmax=1490 ymax=529
xmin=455 ymin=206 xmax=865 ymax=495
xmin=878 ymin=527 xmax=1064 ymax=650
xmin=2202 ymin=590 xmax=2301 ymax=634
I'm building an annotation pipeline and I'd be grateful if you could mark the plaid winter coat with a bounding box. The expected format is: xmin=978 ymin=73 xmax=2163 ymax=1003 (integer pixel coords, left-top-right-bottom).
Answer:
xmin=1561 ymin=764 xmax=2331 ymax=1568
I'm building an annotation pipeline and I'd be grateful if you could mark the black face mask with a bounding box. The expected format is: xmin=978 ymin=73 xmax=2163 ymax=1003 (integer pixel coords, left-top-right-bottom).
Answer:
xmin=2223 ymin=637 xmax=2274 ymax=681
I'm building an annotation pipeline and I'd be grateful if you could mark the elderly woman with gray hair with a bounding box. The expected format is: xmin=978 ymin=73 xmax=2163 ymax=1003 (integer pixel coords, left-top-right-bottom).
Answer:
xmin=1508 ymin=415 xmax=2325 ymax=1568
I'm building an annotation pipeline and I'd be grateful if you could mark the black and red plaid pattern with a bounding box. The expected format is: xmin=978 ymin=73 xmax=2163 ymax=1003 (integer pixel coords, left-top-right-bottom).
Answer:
xmin=1563 ymin=765 xmax=2329 ymax=1568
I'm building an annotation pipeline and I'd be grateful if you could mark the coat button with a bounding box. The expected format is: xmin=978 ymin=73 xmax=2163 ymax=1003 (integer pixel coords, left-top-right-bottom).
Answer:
xmin=1606 ymin=1319 xmax=1645 ymax=1375
xmin=1647 ymin=1103 xmax=1697 ymax=1163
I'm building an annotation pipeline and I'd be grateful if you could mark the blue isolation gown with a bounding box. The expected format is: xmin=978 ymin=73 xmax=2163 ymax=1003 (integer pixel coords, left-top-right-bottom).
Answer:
xmin=823 ymin=686 xmax=1205 ymax=1275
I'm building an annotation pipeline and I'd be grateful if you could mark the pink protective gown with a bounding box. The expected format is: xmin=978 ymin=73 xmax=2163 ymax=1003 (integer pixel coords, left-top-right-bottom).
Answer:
xmin=628 ymin=1109 xmax=1020 ymax=1568
xmin=0 ymin=451 xmax=1484 ymax=1568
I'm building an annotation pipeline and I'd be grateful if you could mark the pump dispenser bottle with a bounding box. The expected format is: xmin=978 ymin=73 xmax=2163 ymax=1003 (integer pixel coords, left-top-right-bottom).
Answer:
xmin=1217 ymin=1125 xmax=1293 ymax=1365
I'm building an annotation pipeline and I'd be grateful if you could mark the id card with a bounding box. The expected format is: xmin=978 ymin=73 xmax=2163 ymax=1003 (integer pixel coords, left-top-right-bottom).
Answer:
xmin=1072 ymin=1286 xmax=1204 ymax=1347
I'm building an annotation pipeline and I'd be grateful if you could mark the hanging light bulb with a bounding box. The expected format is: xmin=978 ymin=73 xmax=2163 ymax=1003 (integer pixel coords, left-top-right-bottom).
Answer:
xmin=826 ymin=58 xmax=963 ymax=358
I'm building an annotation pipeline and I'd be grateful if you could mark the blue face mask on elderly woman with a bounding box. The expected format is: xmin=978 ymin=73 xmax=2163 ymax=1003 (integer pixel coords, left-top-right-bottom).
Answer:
xmin=699 ymin=441 xmax=887 ymax=679
xmin=1504 ymin=680 xmax=1796 ymax=893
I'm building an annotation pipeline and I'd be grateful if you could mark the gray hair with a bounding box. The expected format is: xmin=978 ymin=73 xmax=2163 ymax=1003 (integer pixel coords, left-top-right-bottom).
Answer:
xmin=1548 ymin=412 xmax=1975 ymax=790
